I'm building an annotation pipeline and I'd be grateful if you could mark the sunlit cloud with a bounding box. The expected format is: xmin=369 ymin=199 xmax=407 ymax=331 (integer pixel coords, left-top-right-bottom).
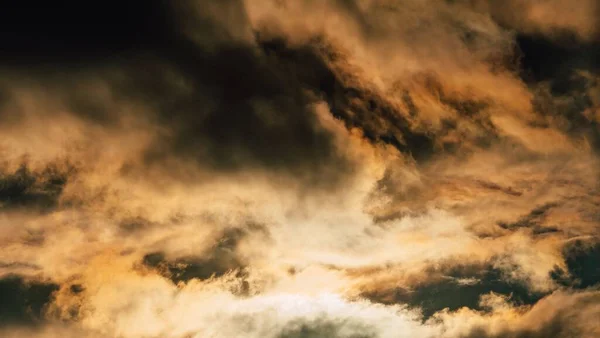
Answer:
xmin=0 ymin=0 xmax=598 ymax=337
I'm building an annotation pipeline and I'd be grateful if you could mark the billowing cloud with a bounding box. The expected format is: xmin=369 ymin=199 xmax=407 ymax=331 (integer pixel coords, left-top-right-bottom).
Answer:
xmin=0 ymin=0 xmax=598 ymax=337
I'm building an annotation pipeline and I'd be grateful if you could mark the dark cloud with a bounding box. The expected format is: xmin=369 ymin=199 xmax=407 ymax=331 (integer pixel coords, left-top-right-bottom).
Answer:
xmin=0 ymin=163 xmax=71 ymax=212
xmin=531 ymin=73 xmax=600 ymax=151
xmin=257 ymin=36 xmax=438 ymax=161
xmin=1 ymin=0 xmax=556 ymax=182
xmin=515 ymin=33 xmax=600 ymax=149
xmin=475 ymin=180 xmax=523 ymax=197
xmin=552 ymin=239 xmax=600 ymax=289
xmin=496 ymin=202 xmax=561 ymax=234
xmin=142 ymin=249 xmax=244 ymax=284
xmin=0 ymin=0 xmax=176 ymax=67
xmin=139 ymin=36 xmax=349 ymax=178
xmin=0 ymin=1 xmax=358 ymax=184
xmin=0 ymin=0 xmax=447 ymax=176
xmin=362 ymin=263 xmax=546 ymax=319
xmin=0 ymin=276 xmax=58 ymax=326
xmin=516 ymin=35 xmax=600 ymax=85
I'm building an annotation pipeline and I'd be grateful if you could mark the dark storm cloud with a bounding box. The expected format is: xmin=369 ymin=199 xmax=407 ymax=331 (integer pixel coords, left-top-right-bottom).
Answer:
xmin=552 ymin=239 xmax=600 ymax=289
xmin=257 ymin=36 xmax=437 ymax=162
xmin=0 ymin=1 xmax=363 ymax=184
xmin=138 ymin=36 xmax=349 ymax=177
xmin=0 ymin=0 xmax=462 ymax=175
xmin=0 ymin=0 xmax=176 ymax=66
xmin=0 ymin=163 xmax=71 ymax=212
xmin=3 ymin=0 xmax=576 ymax=181
xmin=0 ymin=276 xmax=58 ymax=326
xmin=361 ymin=262 xmax=546 ymax=319
xmin=0 ymin=0 xmax=595 ymax=173
xmin=514 ymin=32 xmax=600 ymax=149
xmin=529 ymin=72 xmax=600 ymax=152
xmin=517 ymin=35 xmax=600 ymax=84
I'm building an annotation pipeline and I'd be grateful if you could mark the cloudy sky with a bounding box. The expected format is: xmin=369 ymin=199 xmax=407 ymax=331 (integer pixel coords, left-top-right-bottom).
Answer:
xmin=0 ymin=1 xmax=599 ymax=337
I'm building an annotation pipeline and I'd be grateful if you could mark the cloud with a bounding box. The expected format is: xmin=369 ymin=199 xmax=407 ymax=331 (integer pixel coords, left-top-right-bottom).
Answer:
xmin=483 ymin=0 xmax=600 ymax=42
xmin=0 ymin=0 xmax=599 ymax=337
xmin=0 ymin=163 xmax=71 ymax=212
xmin=0 ymin=276 xmax=58 ymax=325
xmin=450 ymin=290 xmax=600 ymax=338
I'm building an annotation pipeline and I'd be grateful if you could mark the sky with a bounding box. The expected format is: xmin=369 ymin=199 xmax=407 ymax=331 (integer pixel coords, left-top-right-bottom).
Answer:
xmin=0 ymin=1 xmax=599 ymax=337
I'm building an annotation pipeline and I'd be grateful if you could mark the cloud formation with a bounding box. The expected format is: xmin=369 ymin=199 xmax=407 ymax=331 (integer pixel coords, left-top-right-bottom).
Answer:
xmin=0 ymin=0 xmax=598 ymax=337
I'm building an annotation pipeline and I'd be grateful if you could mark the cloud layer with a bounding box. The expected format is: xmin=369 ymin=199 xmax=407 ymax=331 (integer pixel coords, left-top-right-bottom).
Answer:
xmin=0 ymin=0 xmax=598 ymax=337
